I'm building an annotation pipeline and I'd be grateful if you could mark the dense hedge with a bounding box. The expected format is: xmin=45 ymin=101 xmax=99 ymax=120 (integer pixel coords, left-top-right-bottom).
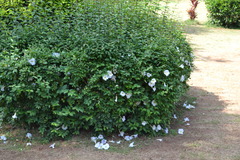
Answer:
xmin=205 ymin=0 xmax=240 ymax=28
xmin=0 ymin=0 xmax=193 ymax=139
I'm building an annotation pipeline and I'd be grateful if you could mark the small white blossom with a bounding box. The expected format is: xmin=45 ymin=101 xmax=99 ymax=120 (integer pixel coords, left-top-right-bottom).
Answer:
xmin=115 ymin=95 xmax=118 ymax=102
xmin=132 ymin=134 xmax=138 ymax=138
xmin=119 ymin=131 xmax=124 ymax=137
xmin=0 ymin=135 xmax=7 ymax=141
xmin=173 ymin=114 xmax=177 ymax=119
xmin=151 ymin=100 xmax=157 ymax=106
xmin=184 ymin=117 xmax=190 ymax=122
xmin=126 ymin=93 xmax=132 ymax=99
xmin=124 ymin=136 xmax=133 ymax=141
xmin=129 ymin=142 xmax=136 ymax=147
xmin=116 ymin=141 xmax=121 ymax=144
xmin=102 ymin=143 xmax=110 ymax=150
xmin=122 ymin=116 xmax=126 ymax=122
xmin=91 ymin=137 xmax=98 ymax=143
xmin=146 ymin=73 xmax=152 ymax=77
xmin=148 ymin=82 xmax=155 ymax=88
xmin=142 ymin=121 xmax=147 ymax=126
xmin=101 ymin=139 xmax=107 ymax=144
xmin=152 ymin=87 xmax=156 ymax=92
xmin=26 ymin=142 xmax=32 ymax=146
xmin=120 ymin=91 xmax=126 ymax=97
xmin=186 ymin=123 xmax=190 ymax=126
xmin=180 ymin=75 xmax=185 ymax=82
xmin=156 ymin=139 xmax=163 ymax=142
xmin=98 ymin=134 xmax=104 ymax=140
xmin=150 ymin=78 xmax=156 ymax=84
xmin=179 ymin=64 xmax=184 ymax=68
xmin=102 ymin=75 xmax=109 ymax=81
xmin=28 ymin=58 xmax=36 ymax=66
xmin=109 ymin=140 xmax=115 ymax=143
xmin=165 ymin=128 xmax=169 ymax=134
xmin=152 ymin=125 xmax=156 ymax=131
xmin=95 ymin=142 xmax=103 ymax=149
xmin=163 ymin=83 xmax=167 ymax=88
xmin=156 ymin=125 xmax=162 ymax=131
xmin=163 ymin=70 xmax=170 ymax=76
xmin=12 ymin=113 xmax=17 ymax=119
xmin=49 ymin=143 xmax=55 ymax=148
xmin=107 ymin=70 xmax=113 ymax=78
xmin=26 ymin=133 xmax=32 ymax=139
xmin=178 ymin=129 xmax=184 ymax=135
xmin=62 ymin=125 xmax=68 ymax=130
xmin=52 ymin=52 xmax=60 ymax=57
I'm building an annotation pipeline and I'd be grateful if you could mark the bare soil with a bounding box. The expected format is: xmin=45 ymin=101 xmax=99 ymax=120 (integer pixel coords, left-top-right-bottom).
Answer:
xmin=1 ymin=1 xmax=240 ymax=160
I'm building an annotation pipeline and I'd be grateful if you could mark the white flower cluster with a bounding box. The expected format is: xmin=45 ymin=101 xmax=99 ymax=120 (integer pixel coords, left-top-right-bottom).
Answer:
xmin=102 ymin=70 xmax=115 ymax=81
xmin=148 ymin=78 xmax=157 ymax=91
xmin=91 ymin=135 xmax=110 ymax=150
xmin=152 ymin=125 xmax=162 ymax=132
xmin=164 ymin=70 xmax=170 ymax=77
xmin=142 ymin=71 xmax=152 ymax=77
xmin=120 ymin=91 xmax=132 ymax=99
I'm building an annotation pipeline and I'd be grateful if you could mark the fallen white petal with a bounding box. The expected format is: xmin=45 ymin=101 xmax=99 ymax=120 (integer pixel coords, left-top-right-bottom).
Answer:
xmin=49 ymin=143 xmax=55 ymax=148
xmin=129 ymin=142 xmax=136 ymax=147
xmin=156 ymin=139 xmax=163 ymax=142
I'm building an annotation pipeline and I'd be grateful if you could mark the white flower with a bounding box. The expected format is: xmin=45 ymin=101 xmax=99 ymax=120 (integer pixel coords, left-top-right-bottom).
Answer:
xmin=163 ymin=83 xmax=167 ymax=88
xmin=163 ymin=70 xmax=170 ymax=76
xmin=109 ymin=140 xmax=115 ymax=143
xmin=186 ymin=123 xmax=190 ymax=126
xmin=152 ymin=125 xmax=156 ymax=131
xmin=26 ymin=143 xmax=32 ymax=146
xmin=132 ymin=134 xmax=138 ymax=138
xmin=119 ymin=131 xmax=124 ymax=137
xmin=116 ymin=141 xmax=121 ymax=144
xmin=52 ymin=52 xmax=60 ymax=57
xmin=176 ymin=47 xmax=180 ymax=52
xmin=180 ymin=75 xmax=185 ymax=82
xmin=151 ymin=100 xmax=157 ymax=106
xmin=142 ymin=121 xmax=147 ymax=126
xmin=165 ymin=128 xmax=169 ymax=134
xmin=122 ymin=116 xmax=126 ymax=122
xmin=95 ymin=142 xmax=103 ymax=149
xmin=62 ymin=125 xmax=68 ymax=130
xmin=185 ymin=104 xmax=195 ymax=109
xmin=142 ymin=71 xmax=147 ymax=76
xmin=98 ymin=134 xmax=104 ymax=140
xmin=173 ymin=114 xmax=177 ymax=119
xmin=102 ymin=143 xmax=110 ymax=150
xmin=49 ymin=143 xmax=55 ymax=148
xmin=146 ymin=73 xmax=152 ymax=77
xmin=126 ymin=93 xmax=132 ymax=99
xmin=28 ymin=58 xmax=36 ymax=66
xmin=129 ymin=142 xmax=136 ymax=147
xmin=101 ymin=139 xmax=107 ymax=144
xmin=102 ymin=75 xmax=109 ymax=81
xmin=178 ymin=129 xmax=184 ymax=135
xmin=148 ymin=82 xmax=155 ymax=88
xmin=179 ymin=64 xmax=184 ymax=68
xmin=120 ymin=91 xmax=126 ymax=97
xmin=0 ymin=135 xmax=7 ymax=141
xmin=115 ymin=95 xmax=118 ymax=102
xmin=26 ymin=133 xmax=32 ymax=139
xmin=152 ymin=87 xmax=156 ymax=92
xmin=0 ymin=86 xmax=5 ymax=91
xmin=124 ymin=136 xmax=133 ymax=141
xmin=156 ymin=125 xmax=162 ymax=131
xmin=91 ymin=137 xmax=98 ymax=143
xmin=184 ymin=117 xmax=190 ymax=122
xmin=12 ymin=113 xmax=17 ymax=119
xmin=156 ymin=139 xmax=163 ymax=142
xmin=107 ymin=70 xmax=113 ymax=78
xmin=150 ymin=78 xmax=156 ymax=84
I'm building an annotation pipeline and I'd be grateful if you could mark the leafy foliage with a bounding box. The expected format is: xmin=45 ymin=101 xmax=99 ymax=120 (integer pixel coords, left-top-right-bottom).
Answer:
xmin=205 ymin=0 xmax=240 ymax=28
xmin=0 ymin=0 xmax=193 ymax=139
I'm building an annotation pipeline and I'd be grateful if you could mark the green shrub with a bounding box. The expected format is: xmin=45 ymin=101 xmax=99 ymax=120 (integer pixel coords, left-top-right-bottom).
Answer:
xmin=0 ymin=0 xmax=193 ymax=139
xmin=205 ymin=0 xmax=240 ymax=28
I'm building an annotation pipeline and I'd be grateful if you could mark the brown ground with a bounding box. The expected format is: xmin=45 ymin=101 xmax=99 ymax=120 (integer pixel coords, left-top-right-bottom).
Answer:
xmin=1 ymin=0 xmax=240 ymax=160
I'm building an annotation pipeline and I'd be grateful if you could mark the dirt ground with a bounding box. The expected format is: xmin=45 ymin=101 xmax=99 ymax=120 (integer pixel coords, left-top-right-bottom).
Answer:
xmin=1 ymin=0 xmax=240 ymax=160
